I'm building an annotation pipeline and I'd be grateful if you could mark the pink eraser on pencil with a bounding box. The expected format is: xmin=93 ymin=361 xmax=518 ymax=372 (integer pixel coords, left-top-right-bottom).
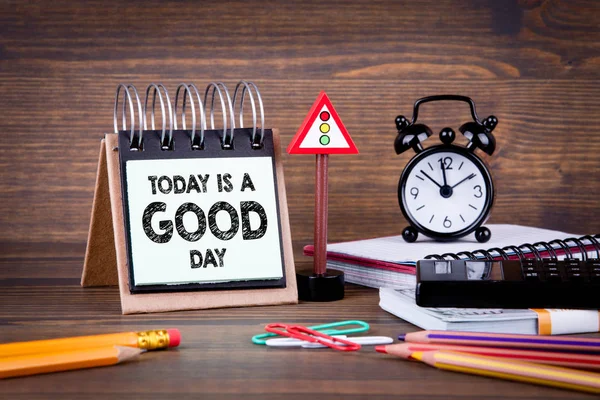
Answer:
xmin=167 ymin=329 xmax=181 ymax=347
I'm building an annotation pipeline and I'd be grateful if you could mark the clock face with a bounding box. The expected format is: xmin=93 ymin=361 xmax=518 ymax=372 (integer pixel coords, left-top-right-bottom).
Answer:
xmin=399 ymin=146 xmax=493 ymax=238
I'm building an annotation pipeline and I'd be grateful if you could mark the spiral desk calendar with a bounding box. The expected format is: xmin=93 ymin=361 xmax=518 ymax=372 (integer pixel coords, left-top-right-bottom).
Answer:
xmin=81 ymin=81 xmax=297 ymax=314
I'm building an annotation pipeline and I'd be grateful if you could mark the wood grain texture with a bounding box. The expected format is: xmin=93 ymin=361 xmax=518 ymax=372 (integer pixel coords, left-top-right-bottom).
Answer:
xmin=0 ymin=258 xmax=598 ymax=399
xmin=1 ymin=0 xmax=600 ymax=262
xmin=0 ymin=1 xmax=599 ymax=396
xmin=1 ymin=0 xmax=600 ymax=260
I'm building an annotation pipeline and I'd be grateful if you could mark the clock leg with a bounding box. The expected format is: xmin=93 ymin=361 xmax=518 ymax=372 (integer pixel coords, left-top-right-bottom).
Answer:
xmin=402 ymin=226 xmax=418 ymax=242
xmin=475 ymin=226 xmax=491 ymax=243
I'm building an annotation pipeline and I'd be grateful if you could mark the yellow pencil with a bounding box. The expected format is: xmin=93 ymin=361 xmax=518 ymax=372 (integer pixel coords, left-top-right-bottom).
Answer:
xmin=394 ymin=347 xmax=600 ymax=394
xmin=0 ymin=346 xmax=143 ymax=379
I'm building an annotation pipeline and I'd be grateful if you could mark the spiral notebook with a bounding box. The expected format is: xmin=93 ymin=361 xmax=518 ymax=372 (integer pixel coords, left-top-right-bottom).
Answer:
xmin=303 ymin=224 xmax=599 ymax=289
xmin=81 ymin=81 xmax=297 ymax=314
xmin=379 ymin=287 xmax=600 ymax=335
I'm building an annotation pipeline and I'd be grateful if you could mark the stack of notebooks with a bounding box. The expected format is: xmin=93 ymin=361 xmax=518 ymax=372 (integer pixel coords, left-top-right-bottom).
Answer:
xmin=304 ymin=224 xmax=600 ymax=335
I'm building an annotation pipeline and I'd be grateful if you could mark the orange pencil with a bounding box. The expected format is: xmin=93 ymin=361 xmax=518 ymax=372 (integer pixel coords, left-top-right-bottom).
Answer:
xmin=0 ymin=346 xmax=142 ymax=379
xmin=378 ymin=342 xmax=600 ymax=370
xmin=0 ymin=329 xmax=180 ymax=358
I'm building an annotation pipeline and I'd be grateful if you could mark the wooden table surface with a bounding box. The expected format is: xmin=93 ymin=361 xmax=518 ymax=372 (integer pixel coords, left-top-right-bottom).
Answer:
xmin=0 ymin=256 xmax=597 ymax=400
xmin=2 ymin=0 xmax=600 ymax=398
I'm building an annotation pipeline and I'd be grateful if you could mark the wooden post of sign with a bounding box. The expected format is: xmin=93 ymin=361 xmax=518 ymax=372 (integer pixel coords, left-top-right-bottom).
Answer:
xmin=314 ymin=154 xmax=328 ymax=276
xmin=294 ymin=152 xmax=344 ymax=301
xmin=287 ymin=91 xmax=358 ymax=302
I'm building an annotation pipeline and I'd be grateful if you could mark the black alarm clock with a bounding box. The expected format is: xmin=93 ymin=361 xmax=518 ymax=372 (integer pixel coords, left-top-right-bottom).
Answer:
xmin=394 ymin=95 xmax=497 ymax=243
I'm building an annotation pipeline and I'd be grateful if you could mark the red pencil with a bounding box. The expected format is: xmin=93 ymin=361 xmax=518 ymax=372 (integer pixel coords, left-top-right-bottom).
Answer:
xmin=377 ymin=342 xmax=600 ymax=370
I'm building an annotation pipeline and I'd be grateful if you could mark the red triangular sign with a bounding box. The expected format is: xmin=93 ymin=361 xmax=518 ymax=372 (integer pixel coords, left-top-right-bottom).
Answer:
xmin=287 ymin=92 xmax=359 ymax=155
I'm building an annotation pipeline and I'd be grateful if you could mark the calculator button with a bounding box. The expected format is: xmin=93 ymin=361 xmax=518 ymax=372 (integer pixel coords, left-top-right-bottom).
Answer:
xmin=566 ymin=266 xmax=584 ymax=274
xmin=545 ymin=272 xmax=562 ymax=282
xmin=586 ymin=259 xmax=600 ymax=269
xmin=589 ymin=268 xmax=600 ymax=280
xmin=541 ymin=260 xmax=564 ymax=281
xmin=590 ymin=268 xmax=600 ymax=276
xmin=522 ymin=260 xmax=538 ymax=268
xmin=564 ymin=260 xmax=580 ymax=268
xmin=524 ymin=272 xmax=541 ymax=281
xmin=567 ymin=273 xmax=587 ymax=282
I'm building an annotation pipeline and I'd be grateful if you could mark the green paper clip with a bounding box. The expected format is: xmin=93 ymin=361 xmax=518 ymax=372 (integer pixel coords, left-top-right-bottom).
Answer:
xmin=252 ymin=320 xmax=370 ymax=345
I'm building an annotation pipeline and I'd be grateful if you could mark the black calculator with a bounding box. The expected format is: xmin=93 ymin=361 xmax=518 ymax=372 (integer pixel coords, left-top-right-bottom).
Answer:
xmin=416 ymin=258 xmax=600 ymax=309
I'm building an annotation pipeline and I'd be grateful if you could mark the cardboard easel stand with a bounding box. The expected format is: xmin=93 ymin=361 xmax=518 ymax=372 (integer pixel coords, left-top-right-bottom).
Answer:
xmin=81 ymin=131 xmax=297 ymax=314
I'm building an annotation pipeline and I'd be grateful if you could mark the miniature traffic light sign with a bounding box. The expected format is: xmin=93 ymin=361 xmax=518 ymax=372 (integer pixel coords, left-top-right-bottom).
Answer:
xmin=288 ymin=92 xmax=359 ymax=302
xmin=287 ymin=91 xmax=358 ymax=155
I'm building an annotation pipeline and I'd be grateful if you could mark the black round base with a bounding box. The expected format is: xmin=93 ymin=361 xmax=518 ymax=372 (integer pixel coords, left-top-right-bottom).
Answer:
xmin=296 ymin=269 xmax=345 ymax=302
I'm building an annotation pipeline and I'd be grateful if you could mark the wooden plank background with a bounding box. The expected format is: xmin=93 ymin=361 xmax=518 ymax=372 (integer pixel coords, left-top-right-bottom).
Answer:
xmin=1 ymin=0 xmax=599 ymax=265
xmin=1 ymin=2 xmax=600 ymax=398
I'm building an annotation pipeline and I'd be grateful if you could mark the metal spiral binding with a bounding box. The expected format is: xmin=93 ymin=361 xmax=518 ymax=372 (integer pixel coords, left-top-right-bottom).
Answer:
xmin=581 ymin=235 xmax=600 ymax=258
xmin=547 ymin=239 xmax=573 ymax=259
xmin=187 ymin=83 xmax=207 ymax=149
xmin=472 ymin=249 xmax=494 ymax=260
xmin=519 ymin=243 xmax=541 ymax=261
xmin=533 ymin=241 xmax=557 ymax=260
xmin=113 ymin=81 xmax=269 ymax=151
xmin=564 ymin=237 xmax=588 ymax=261
xmin=502 ymin=245 xmax=525 ymax=260
xmin=144 ymin=83 xmax=173 ymax=150
xmin=174 ymin=83 xmax=201 ymax=150
xmin=232 ymin=81 xmax=265 ymax=148
xmin=456 ymin=251 xmax=477 ymax=260
xmin=440 ymin=253 xmax=461 ymax=260
xmin=487 ymin=247 xmax=509 ymax=260
xmin=423 ymin=234 xmax=600 ymax=261
xmin=114 ymin=84 xmax=143 ymax=150
xmin=204 ymin=82 xmax=235 ymax=149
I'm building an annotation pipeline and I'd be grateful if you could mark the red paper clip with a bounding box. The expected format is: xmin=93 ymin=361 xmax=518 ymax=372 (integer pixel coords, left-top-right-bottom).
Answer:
xmin=264 ymin=323 xmax=361 ymax=351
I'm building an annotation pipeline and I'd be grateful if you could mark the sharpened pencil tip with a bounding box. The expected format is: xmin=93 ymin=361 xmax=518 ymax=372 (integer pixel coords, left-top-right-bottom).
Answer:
xmin=375 ymin=345 xmax=388 ymax=354
xmin=397 ymin=334 xmax=406 ymax=341
xmin=116 ymin=346 xmax=144 ymax=362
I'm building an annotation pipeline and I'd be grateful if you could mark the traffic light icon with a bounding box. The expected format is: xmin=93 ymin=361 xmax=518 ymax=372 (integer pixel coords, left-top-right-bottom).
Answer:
xmin=287 ymin=91 xmax=358 ymax=155
xmin=319 ymin=111 xmax=330 ymax=145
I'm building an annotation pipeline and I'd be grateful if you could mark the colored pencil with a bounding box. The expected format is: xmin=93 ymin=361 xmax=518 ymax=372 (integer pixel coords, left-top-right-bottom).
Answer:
xmin=0 ymin=346 xmax=142 ymax=379
xmin=0 ymin=329 xmax=180 ymax=358
xmin=381 ymin=347 xmax=600 ymax=394
xmin=399 ymin=330 xmax=600 ymax=352
xmin=377 ymin=342 xmax=600 ymax=370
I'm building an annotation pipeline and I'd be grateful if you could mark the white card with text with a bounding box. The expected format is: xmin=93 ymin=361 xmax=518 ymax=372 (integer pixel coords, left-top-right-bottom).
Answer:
xmin=124 ymin=156 xmax=284 ymax=286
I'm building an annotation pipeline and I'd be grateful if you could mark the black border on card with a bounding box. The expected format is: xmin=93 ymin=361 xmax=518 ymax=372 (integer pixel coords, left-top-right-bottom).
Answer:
xmin=118 ymin=128 xmax=286 ymax=294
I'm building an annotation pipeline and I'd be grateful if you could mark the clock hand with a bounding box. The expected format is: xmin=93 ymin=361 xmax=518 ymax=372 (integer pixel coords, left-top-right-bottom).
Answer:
xmin=440 ymin=160 xmax=448 ymax=186
xmin=420 ymin=170 xmax=442 ymax=188
xmin=451 ymin=173 xmax=476 ymax=189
